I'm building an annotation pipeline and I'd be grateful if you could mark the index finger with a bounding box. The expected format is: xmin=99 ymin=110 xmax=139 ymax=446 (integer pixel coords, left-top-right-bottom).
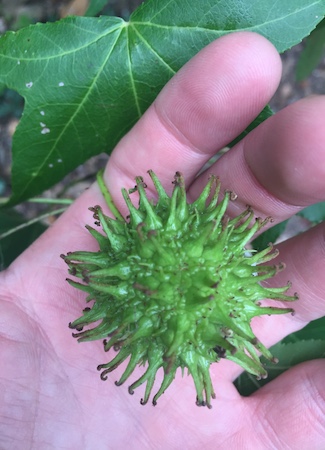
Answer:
xmin=104 ymin=31 xmax=282 ymax=208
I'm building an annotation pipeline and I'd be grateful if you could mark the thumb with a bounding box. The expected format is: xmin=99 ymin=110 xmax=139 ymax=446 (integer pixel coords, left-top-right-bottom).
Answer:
xmin=249 ymin=359 xmax=325 ymax=449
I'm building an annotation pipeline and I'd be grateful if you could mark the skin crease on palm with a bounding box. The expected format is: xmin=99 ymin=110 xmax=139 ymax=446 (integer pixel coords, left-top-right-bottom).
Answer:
xmin=0 ymin=31 xmax=325 ymax=449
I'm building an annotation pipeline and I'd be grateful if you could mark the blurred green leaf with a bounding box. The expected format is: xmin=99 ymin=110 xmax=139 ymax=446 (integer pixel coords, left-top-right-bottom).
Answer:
xmin=0 ymin=88 xmax=24 ymax=120
xmin=296 ymin=18 xmax=325 ymax=81
xmin=85 ymin=0 xmax=108 ymax=17
xmin=12 ymin=14 xmax=34 ymax=31
xmin=235 ymin=338 xmax=325 ymax=396
xmin=298 ymin=201 xmax=325 ymax=224
xmin=251 ymin=220 xmax=288 ymax=252
xmin=229 ymin=105 xmax=273 ymax=147
xmin=0 ymin=178 xmax=6 ymax=195
xmin=0 ymin=209 xmax=46 ymax=269
xmin=282 ymin=317 xmax=325 ymax=343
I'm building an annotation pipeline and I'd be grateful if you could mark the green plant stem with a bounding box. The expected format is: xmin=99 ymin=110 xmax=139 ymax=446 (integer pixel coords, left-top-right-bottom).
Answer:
xmin=0 ymin=207 xmax=67 ymax=240
xmin=96 ymin=170 xmax=125 ymax=221
xmin=27 ymin=198 xmax=73 ymax=205
xmin=0 ymin=197 xmax=73 ymax=205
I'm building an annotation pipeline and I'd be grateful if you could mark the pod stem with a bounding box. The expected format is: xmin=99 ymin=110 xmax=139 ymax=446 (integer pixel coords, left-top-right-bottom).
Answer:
xmin=96 ymin=169 xmax=125 ymax=222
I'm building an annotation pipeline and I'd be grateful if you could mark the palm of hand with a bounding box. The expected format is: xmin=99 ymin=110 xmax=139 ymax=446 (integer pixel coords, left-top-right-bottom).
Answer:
xmin=0 ymin=206 xmax=249 ymax=449
xmin=1 ymin=32 xmax=325 ymax=449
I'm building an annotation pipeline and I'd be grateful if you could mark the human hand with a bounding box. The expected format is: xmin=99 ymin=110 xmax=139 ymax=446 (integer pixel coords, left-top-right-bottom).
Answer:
xmin=1 ymin=32 xmax=324 ymax=449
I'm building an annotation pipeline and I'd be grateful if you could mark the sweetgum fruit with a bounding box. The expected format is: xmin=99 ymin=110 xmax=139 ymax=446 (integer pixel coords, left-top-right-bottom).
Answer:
xmin=62 ymin=170 xmax=297 ymax=408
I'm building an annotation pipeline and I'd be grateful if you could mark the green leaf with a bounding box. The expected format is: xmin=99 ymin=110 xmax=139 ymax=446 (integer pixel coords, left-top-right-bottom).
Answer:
xmin=251 ymin=220 xmax=288 ymax=252
xmin=296 ymin=18 xmax=325 ymax=81
xmin=235 ymin=338 xmax=325 ymax=396
xmin=282 ymin=317 xmax=325 ymax=343
xmin=229 ymin=105 xmax=274 ymax=147
xmin=85 ymin=0 xmax=108 ymax=17
xmin=298 ymin=201 xmax=325 ymax=224
xmin=0 ymin=0 xmax=324 ymax=205
xmin=0 ymin=88 xmax=24 ymax=120
xmin=0 ymin=209 xmax=47 ymax=269
xmin=132 ymin=0 xmax=325 ymax=53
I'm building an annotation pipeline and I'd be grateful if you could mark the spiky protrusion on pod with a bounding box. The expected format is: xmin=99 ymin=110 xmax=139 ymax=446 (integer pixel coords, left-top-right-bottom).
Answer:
xmin=62 ymin=170 xmax=297 ymax=408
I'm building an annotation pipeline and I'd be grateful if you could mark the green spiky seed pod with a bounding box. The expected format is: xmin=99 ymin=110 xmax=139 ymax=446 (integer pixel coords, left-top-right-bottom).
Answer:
xmin=62 ymin=170 xmax=297 ymax=408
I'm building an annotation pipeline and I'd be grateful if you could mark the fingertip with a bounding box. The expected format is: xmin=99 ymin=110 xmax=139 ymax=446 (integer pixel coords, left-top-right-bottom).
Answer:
xmin=155 ymin=31 xmax=282 ymax=153
xmin=244 ymin=95 xmax=325 ymax=206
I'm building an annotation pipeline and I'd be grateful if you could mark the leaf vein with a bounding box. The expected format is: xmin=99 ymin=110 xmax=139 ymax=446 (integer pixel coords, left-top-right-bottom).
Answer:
xmin=131 ymin=24 xmax=176 ymax=75
xmin=126 ymin=25 xmax=141 ymax=118
xmin=15 ymin=26 xmax=124 ymax=198
xmin=0 ymin=23 xmax=123 ymax=62
xmin=132 ymin=2 xmax=322 ymax=34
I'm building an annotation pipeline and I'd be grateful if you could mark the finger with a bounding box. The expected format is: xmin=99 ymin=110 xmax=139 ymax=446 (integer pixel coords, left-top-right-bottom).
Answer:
xmin=190 ymin=95 xmax=325 ymax=221
xmin=105 ymin=31 xmax=282 ymax=207
xmin=260 ymin=221 xmax=325 ymax=324
xmin=248 ymin=359 xmax=325 ymax=449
